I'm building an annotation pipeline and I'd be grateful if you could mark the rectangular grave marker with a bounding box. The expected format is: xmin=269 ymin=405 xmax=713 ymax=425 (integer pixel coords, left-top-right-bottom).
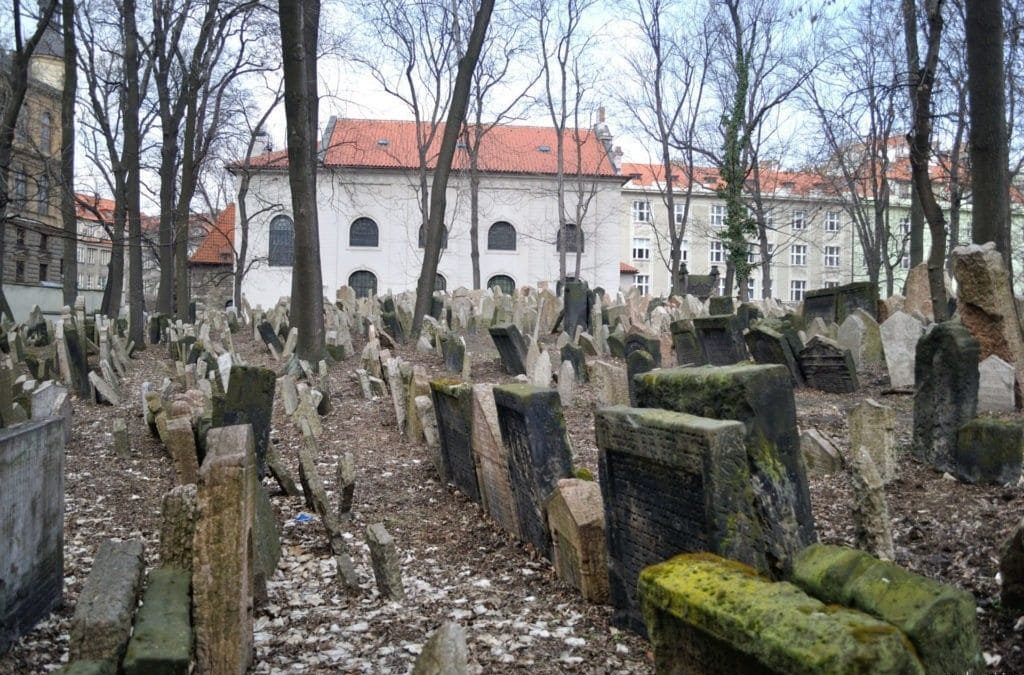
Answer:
xmin=430 ymin=381 xmax=480 ymax=502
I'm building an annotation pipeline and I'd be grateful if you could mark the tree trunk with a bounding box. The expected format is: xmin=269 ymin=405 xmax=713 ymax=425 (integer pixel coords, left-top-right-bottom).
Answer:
xmin=280 ymin=0 xmax=325 ymax=361
xmin=468 ymin=128 xmax=481 ymax=290
xmin=966 ymin=0 xmax=1012 ymax=272
xmin=124 ymin=0 xmax=145 ymax=347
xmin=909 ymin=183 xmax=924 ymax=266
xmin=61 ymin=0 xmax=78 ymax=308
xmin=411 ymin=0 xmax=494 ymax=337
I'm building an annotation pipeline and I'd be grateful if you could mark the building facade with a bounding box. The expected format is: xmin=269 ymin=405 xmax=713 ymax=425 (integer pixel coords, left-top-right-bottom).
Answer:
xmin=236 ymin=118 xmax=625 ymax=309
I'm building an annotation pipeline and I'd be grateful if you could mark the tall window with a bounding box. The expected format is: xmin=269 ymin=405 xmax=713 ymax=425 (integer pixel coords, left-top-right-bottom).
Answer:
xmin=487 ymin=221 xmax=516 ymax=250
xmin=39 ymin=263 xmax=48 ymax=282
xmin=790 ymin=280 xmax=806 ymax=301
xmin=824 ymin=246 xmax=841 ymax=268
xmin=825 ymin=211 xmax=841 ymax=232
xmin=418 ymin=224 xmax=448 ymax=248
xmin=348 ymin=270 xmax=377 ymax=298
xmin=709 ymin=239 xmax=725 ymax=263
xmin=12 ymin=172 xmax=26 ymax=208
xmin=747 ymin=277 xmax=756 ymax=298
xmin=15 ymin=108 xmax=28 ymax=144
xmin=17 ymin=227 xmax=26 ymax=245
xmin=682 ymin=239 xmax=689 ymax=262
xmin=268 ymin=214 xmax=294 ymax=266
xmin=87 ymin=248 xmax=97 ymax=264
xmin=15 ymin=261 xmax=25 ymax=282
xmin=709 ymin=204 xmax=725 ymax=227
xmin=349 ymin=217 xmax=379 ymax=247
xmin=434 ymin=273 xmax=447 ymax=291
xmin=791 ymin=210 xmax=806 ymax=230
xmin=900 ymin=217 xmax=911 ymax=235
xmin=37 ymin=174 xmax=49 ymax=215
xmin=556 ymin=223 xmax=583 ymax=252
xmin=487 ymin=274 xmax=515 ymax=294
xmin=790 ymin=244 xmax=807 ymax=266
xmin=40 ymin=112 xmax=53 ymax=155
xmin=632 ymin=237 xmax=651 ymax=260
xmin=40 ymin=233 xmax=48 ymax=250
xmin=634 ymin=274 xmax=650 ymax=295
xmin=632 ymin=200 xmax=652 ymax=222
xmin=747 ymin=241 xmax=758 ymax=264
xmin=77 ymin=245 xmax=85 ymax=262
xmin=100 ymin=249 xmax=110 ymax=265
xmin=674 ymin=203 xmax=685 ymax=225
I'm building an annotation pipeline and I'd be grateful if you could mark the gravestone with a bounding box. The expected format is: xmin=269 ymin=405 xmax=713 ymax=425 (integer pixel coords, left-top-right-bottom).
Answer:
xmin=590 ymin=359 xmax=629 ymax=407
xmin=595 ymin=406 xmax=764 ymax=635
xmin=849 ymin=446 xmax=894 ymax=560
xmin=545 ymin=478 xmax=608 ymax=603
xmin=562 ymin=280 xmax=593 ymax=337
xmin=837 ymin=310 xmax=884 ymax=371
xmin=624 ymin=332 xmax=662 ymax=368
xmin=800 ymin=428 xmax=843 ymax=475
xmin=366 ymin=523 xmax=404 ymax=600
xmin=429 ymin=381 xmax=480 ymax=502
xmin=634 ymin=364 xmax=816 ymax=573
xmin=953 ymin=418 xmax=1024 ymax=485
xmin=441 ymin=335 xmax=465 ymax=374
xmin=64 ymin=323 xmax=91 ymax=397
xmin=799 ymin=335 xmax=859 ymax=393
xmin=880 ymin=311 xmax=924 ymax=389
xmin=913 ymin=321 xmax=980 ymax=472
xmin=670 ymin=319 xmax=704 ymax=366
xmin=692 ymin=315 xmax=747 ymax=365
xmin=257 ymin=320 xmax=283 ymax=351
xmin=708 ymin=296 xmax=734 ymax=316
xmin=745 ymin=325 xmax=803 ymax=386
xmin=626 ymin=349 xmax=655 ymax=407
xmin=470 ymin=385 xmax=519 ymax=537
xmin=211 ymin=366 xmax=276 ymax=476
xmin=488 ymin=324 xmax=528 ymax=376
xmin=492 ymin=385 xmax=575 ymax=559
xmin=803 ymin=288 xmax=838 ymax=325
xmin=849 ymin=398 xmax=897 ymax=484
xmin=560 ymin=342 xmax=586 ymax=382
xmin=978 ymin=354 xmax=1016 ymax=413
xmin=0 ymin=417 xmax=65 ymax=654
xmin=835 ymin=281 xmax=879 ymax=323
xmin=1001 ymin=517 xmax=1024 ymax=609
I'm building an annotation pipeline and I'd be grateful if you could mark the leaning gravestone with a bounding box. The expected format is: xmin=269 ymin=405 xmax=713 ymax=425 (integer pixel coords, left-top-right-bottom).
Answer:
xmin=626 ymin=349 xmax=655 ymax=407
xmin=492 ymin=384 xmax=574 ymax=559
xmin=799 ymin=335 xmax=859 ymax=393
xmin=563 ymin=280 xmax=593 ymax=337
xmin=745 ymin=325 xmax=803 ymax=386
xmin=880 ymin=311 xmax=924 ymax=389
xmin=669 ymin=319 xmax=704 ymax=366
xmin=708 ymin=296 xmax=735 ymax=316
xmin=596 ymin=406 xmax=765 ymax=636
xmin=63 ymin=322 xmax=92 ymax=398
xmin=634 ymin=364 xmax=816 ymax=573
xmin=837 ymin=310 xmax=884 ymax=372
xmin=211 ymin=365 xmax=276 ymax=475
xmin=257 ymin=320 xmax=283 ymax=351
xmin=488 ymin=324 xmax=529 ymax=376
xmin=623 ymin=332 xmax=662 ymax=368
xmin=429 ymin=381 xmax=480 ymax=502
xmin=560 ymin=342 xmax=586 ymax=382
xmin=953 ymin=418 xmax=1024 ymax=485
xmin=692 ymin=315 xmax=747 ymax=366
xmin=545 ymin=478 xmax=608 ymax=603
xmin=913 ymin=321 xmax=979 ymax=473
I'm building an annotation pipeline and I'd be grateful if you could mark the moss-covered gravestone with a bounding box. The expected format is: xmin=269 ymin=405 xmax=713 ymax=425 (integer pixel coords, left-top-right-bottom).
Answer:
xmin=634 ymin=364 xmax=815 ymax=575
xmin=626 ymin=349 xmax=655 ymax=408
xmin=623 ymin=332 xmax=661 ymax=368
xmin=798 ymin=335 xmax=858 ymax=393
xmin=953 ymin=418 xmax=1024 ymax=485
xmin=670 ymin=319 xmax=704 ymax=366
xmin=560 ymin=342 xmax=586 ymax=383
xmin=596 ymin=407 xmax=765 ymax=636
xmin=492 ymin=384 xmax=574 ymax=560
xmin=64 ymin=323 xmax=92 ymax=398
xmin=745 ymin=325 xmax=803 ymax=387
xmin=692 ymin=315 xmax=747 ymax=365
xmin=708 ymin=296 xmax=734 ymax=316
xmin=429 ymin=380 xmax=479 ymax=502
xmin=913 ymin=321 xmax=980 ymax=473
xmin=211 ymin=366 xmax=276 ymax=476
xmin=440 ymin=335 xmax=465 ymax=374
xmin=638 ymin=553 xmax=925 ymax=675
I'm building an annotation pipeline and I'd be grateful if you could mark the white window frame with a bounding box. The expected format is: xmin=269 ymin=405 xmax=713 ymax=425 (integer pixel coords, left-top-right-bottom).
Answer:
xmin=823 ymin=281 xmax=839 ymax=289
xmin=634 ymin=274 xmax=650 ymax=295
xmin=747 ymin=277 xmax=756 ymax=298
xmin=631 ymin=236 xmax=651 ymax=261
xmin=87 ymin=248 xmax=97 ymax=264
xmin=900 ymin=217 xmax=911 ymax=235
xmin=790 ymin=280 xmax=806 ymax=301
xmin=632 ymin=200 xmax=652 ymax=223
xmin=790 ymin=244 xmax=807 ymax=266
xmin=681 ymin=239 xmax=689 ymax=263
xmin=791 ymin=210 xmax=807 ymax=230
xmin=824 ymin=246 xmax=841 ymax=268
xmin=825 ymin=211 xmax=840 ymax=232
xmin=709 ymin=204 xmax=725 ymax=227
xmin=709 ymin=239 xmax=725 ymax=264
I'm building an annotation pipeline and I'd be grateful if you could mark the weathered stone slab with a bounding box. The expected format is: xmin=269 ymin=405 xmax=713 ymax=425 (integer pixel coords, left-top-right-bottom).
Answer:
xmin=122 ymin=568 xmax=192 ymax=675
xmin=560 ymin=342 xmax=586 ymax=382
xmin=837 ymin=310 xmax=883 ymax=371
xmin=692 ymin=315 xmax=747 ymax=365
xmin=849 ymin=446 xmax=894 ymax=560
xmin=849 ymin=398 xmax=897 ymax=484
xmin=745 ymin=325 xmax=803 ymax=386
xmin=624 ymin=331 xmax=662 ymax=368
xmin=562 ymin=280 xmax=593 ymax=337
xmin=798 ymin=335 xmax=858 ymax=393
xmin=164 ymin=417 xmax=200 ymax=486
xmin=211 ymin=365 xmax=275 ymax=475
xmin=470 ymin=385 xmax=519 ymax=536
xmin=545 ymin=478 xmax=608 ymax=603
xmin=913 ymin=321 xmax=980 ymax=472
xmin=1001 ymin=516 xmax=1024 ymax=609
xmin=634 ymin=364 xmax=816 ymax=574
xmin=880 ymin=311 xmax=924 ymax=389
xmin=953 ymin=418 xmax=1024 ymax=485
xmin=589 ymin=359 xmax=629 ymax=407
xmin=0 ymin=417 xmax=65 ymax=654
xmin=979 ymin=354 xmax=1016 ymax=413
xmin=596 ymin=406 xmax=764 ymax=634
xmin=792 ymin=543 xmax=982 ymax=675
xmin=493 ymin=384 xmax=575 ymax=559
xmin=669 ymin=319 xmax=704 ymax=366
xmin=366 ymin=523 xmax=404 ymax=600
xmin=639 ymin=553 xmax=925 ymax=675
xmin=488 ymin=324 xmax=528 ymax=375
xmin=193 ymin=425 xmax=257 ymax=675
xmin=800 ymin=428 xmax=843 ymax=475
xmin=160 ymin=484 xmax=197 ymax=571
xmin=412 ymin=622 xmax=469 ymax=675
xmin=430 ymin=380 xmax=479 ymax=502
xmin=69 ymin=539 xmax=146 ymax=664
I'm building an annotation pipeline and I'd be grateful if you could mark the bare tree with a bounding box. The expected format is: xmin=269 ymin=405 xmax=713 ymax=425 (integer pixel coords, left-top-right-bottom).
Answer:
xmin=123 ymin=0 xmax=145 ymax=344
xmin=60 ymin=0 xmax=77 ymax=306
xmin=412 ymin=0 xmax=494 ymax=335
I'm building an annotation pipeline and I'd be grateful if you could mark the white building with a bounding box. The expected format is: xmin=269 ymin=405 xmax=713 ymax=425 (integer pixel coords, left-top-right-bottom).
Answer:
xmin=619 ymin=162 xmax=857 ymax=301
xmin=235 ymin=118 xmax=626 ymax=309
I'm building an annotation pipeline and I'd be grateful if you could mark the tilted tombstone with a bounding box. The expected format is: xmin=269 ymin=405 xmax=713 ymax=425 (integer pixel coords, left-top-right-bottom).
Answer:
xmin=562 ymin=280 xmax=593 ymax=337
xmin=596 ymin=406 xmax=766 ymax=635
xmin=210 ymin=365 xmax=276 ymax=475
xmin=606 ymin=329 xmax=626 ymax=359
xmin=256 ymin=320 xmax=283 ymax=351
xmin=634 ymin=363 xmax=816 ymax=573
xmin=624 ymin=332 xmax=662 ymax=368
xmin=745 ymin=325 xmax=803 ymax=386
xmin=799 ymin=335 xmax=859 ymax=393
xmin=492 ymin=384 xmax=575 ymax=559
xmin=837 ymin=311 xmax=884 ymax=372
xmin=736 ymin=302 xmax=763 ymax=329
xmin=488 ymin=324 xmax=528 ymax=376
xmin=441 ymin=335 xmax=466 ymax=374
xmin=913 ymin=321 xmax=980 ymax=473
xmin=880 ymin=311 xmax=924 ymax=390
xmin=560 ymin=342 xmax=587 ymax=382
xmin=545 ymin=478 xmax=609 ymax=603
xmin=670 ymin=319 xmax=704 ymax=366
xmin=429 ymin=381 xmax=480 ymax=502
xmin=692 ymin=315 xmax=748 ymax=366
xmin=470 ymin=385 xmax=520 ymax=537
xmin=63 ymin=322 xmax=91 ymax=398
xmin=626 ymin=349 xmax=655 ymax=407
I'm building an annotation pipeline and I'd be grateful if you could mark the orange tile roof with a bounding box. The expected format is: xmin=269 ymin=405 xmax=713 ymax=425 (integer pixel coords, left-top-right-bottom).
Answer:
xmin=75 ymin=193 xmax=117 ymax=222
xmin=191 ymin=203 xmax=235 ymax=265
xmin=241 ymin=118 xmax=620 ymax=178
xmin=620 ymin=261 xmax=638 ymax=274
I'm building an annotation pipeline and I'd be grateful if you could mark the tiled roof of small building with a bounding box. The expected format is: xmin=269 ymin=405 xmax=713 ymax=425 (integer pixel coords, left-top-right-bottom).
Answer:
xmin=191 ymin=203 xmax=235 ymax=265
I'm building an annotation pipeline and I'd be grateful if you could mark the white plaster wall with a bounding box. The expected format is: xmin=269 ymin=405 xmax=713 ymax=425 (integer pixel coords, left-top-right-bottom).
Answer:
xmin=239 ymin=168 xmax=625 ymax=309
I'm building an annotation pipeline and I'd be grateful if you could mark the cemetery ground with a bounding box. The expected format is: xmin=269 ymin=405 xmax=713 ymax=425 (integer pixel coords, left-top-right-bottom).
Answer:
xmin=2 ymin=328 xmax=1023 ymax=674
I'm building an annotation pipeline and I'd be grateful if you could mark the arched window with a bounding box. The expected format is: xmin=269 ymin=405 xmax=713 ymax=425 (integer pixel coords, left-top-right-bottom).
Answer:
xmin=40 ymin=112 xmax=52 ymax=154
xmin=487 ymin=274 xmax=515 ymax=295
xmin=487 ymin=221 xmax=516 ymax=251
xmin=349 ymin=270 xmax=377 ymax=298
xmin=556 ymin=223 xmax=583 ymax=253
xmin=349 ymin=217 xmax=379 ymax=247
xmin=418 ymin=224 xmax=448 ymax=249
xmin=268 ymin=214 xmax=294 ymax=266
xmin=434 ymin=273 xmax=447 ymax=291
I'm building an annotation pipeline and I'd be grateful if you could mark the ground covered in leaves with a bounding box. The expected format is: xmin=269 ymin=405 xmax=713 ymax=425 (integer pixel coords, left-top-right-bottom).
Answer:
xmin=1 ymin=327 xmax=1022 ymax=674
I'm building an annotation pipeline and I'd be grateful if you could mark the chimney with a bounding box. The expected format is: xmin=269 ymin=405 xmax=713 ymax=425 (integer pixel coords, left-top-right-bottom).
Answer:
xmin=597 ymin=106 xmax=606 ymax=123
